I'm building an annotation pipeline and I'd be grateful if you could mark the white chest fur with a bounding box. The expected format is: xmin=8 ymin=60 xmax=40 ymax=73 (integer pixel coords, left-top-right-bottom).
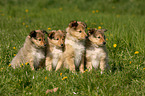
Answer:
xmin=86 ymin=47 xmax=106 ymax=69
xmin=65 ymin=39 xmax=85 ymax=67
xmin=32 ymin=47 xmax=45 ymax=67
xmin=52 ymin=47 xmax=63 ymax=68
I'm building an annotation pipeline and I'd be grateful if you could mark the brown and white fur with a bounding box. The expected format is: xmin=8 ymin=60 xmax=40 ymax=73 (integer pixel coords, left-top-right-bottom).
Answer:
xmin=10 ymin=30 xmax=46 ymax=70
xmin=45 ymin=30 xmax=65 ymax=71
xmin=64 ymin=21 xmax=87 ymax=73
xmin=85 ymin=28 xmax=109 ymax=74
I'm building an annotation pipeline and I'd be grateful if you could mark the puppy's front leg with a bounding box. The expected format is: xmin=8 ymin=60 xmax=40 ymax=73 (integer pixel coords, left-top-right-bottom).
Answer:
xmin=45 ymin=56 xmax=52 ymax=71
xmin=79 ymin=55 xmax=84 ymax=73
xmin=100 ymin=57 xmax=108 ymax=74
xmin=55 ymin=58 xmax=63 ymax=71
xmin=29 ymin=59 xmax=35 ymax=70
xmin=66 ymin=57 xmax=76 ymax=73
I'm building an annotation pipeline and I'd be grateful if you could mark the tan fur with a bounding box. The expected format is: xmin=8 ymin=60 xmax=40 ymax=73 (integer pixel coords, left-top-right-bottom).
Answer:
xmin=45 ymin=30 xmax=65 ymax=71
xmin=85 ymin=29 xmax=109 ymax=73
xmin=64 ymin=21 xmax=87 ymax=73
xmin=10 ymin=30 xmax=46 ymax=70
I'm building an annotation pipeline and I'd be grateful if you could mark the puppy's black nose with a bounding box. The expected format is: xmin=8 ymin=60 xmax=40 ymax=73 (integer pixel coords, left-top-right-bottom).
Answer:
xmin=85 ymin=36 xmax=88 ymax=39
xmin=103 ymin=42 xmax=106 ymax=45
xmin=44 ymin=44 xmax=46 ymax=46
xmin=61 ymin=44 xmax=63 ymax=46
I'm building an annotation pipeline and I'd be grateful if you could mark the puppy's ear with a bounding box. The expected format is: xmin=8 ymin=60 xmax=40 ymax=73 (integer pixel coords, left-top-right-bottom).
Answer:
xmin=69 ymin=21 xmax=78 ymax=28
xmin=42 ymin=30 xmax=48 ymax=34
xmin=102 ymin=29 xmax=107 ymax=32
xmin=97 ymin=29 xmax=107 ymax=32
xmin=48 ymin=31 xmax=55 ymax=39
xmin=81 ymin=22 xmax=87 ymax=28
xmin=29 ymin=30 xmax=36 ymax=38
xmin=88 ymin=28 xmax=96 ymax=35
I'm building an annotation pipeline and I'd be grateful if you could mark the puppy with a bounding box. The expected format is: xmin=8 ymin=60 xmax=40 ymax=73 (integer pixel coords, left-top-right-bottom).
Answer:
xmin=10 ymin=30 xmax=46 ymax=70
xmin=85 ymin=28 xmax=109 ymax=74
xmin=45 ymin=30 xmax=65 ymax=71
xmin=64 ymin=21 xmax=87 ymax=73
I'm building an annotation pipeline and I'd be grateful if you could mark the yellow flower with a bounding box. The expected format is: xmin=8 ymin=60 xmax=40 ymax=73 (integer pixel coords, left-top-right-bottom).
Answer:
xmin=45 ymin=76 xmax=47 ymax=80
xmin=112 ymin=6 xmax=115 ymax=9
xmin=25 ymin=9 xmax=28 ymax=13
xmin=48 ymin=28 xmax=51 ymax=30
xmin=116 ymin=14 xmax=120 ymax=18
xmin=13 ymin=47 xmax=16 ymax=49
xmin=106 ymin=38 xmax=108 ymax=41
xmin=134 ymin=51 xmax=139 ymax=54
xmin=22 ymin=22 xmax=25 ymax=25
xmin=92 ymin=10 xmax=95 ymax=13
xmin=100 ymin=23 xmax=103 ymax=25
xmin=9 ymin=64 xmax=11 ymax=67
xmin=113 ymin=44 xmax=117 ymax=48
xmin=96 ymin=10 xmax=99 ymax=13
xmin=87 ymin=28 xmax=90 ymax=30
xmin=98 ymin=26 xmax=101 ymax=29
xmin=14 ymin=54 xmax=16 ymax=56
xmin=22 ymin=63 xmax=24 ymax=66
xmin=62 ymin=76 xmax=67 ymax=80
xmin=60 ymin=73 xmax=62 ymax=76
xmin=129 ymin=61 xmax=132 ymax=64
xmin=59 ymin=8 xmax=62 ymax=10
xmin=26 ymin=25 xmax=28 ymax=28
xmin=25 ymin=62 xmax=28 ymax=65
xmin=143 ymin=68 xmax=145 ymax=70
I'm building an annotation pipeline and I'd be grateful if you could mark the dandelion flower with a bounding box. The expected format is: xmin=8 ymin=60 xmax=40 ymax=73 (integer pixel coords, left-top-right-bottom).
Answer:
xmin=134 ymin=51 xmax=139 ymax=54
xmin=87 ymin=28 xmax=90 ymax=30
xmin=48 ymin=28 xmax=51 ymax=30
xmin=129 ymin=61 xmax=131 ymax=64
xmin=113 ymin=44 xmax=117 ymax=48
xmin=26 ymin=25 xmax=28 ymax=28
xmin=45 ymin=76 xmax=47 ymax=80
xmin=92 ymin=10 xmax=95 ymax=13
xmin=98 ymin=26 xmax=101 ymax=29
xmin=100 ymin=23 xmax=103 ymax=25
xmin=22 ymin=63 xmax=24 ymax=66
xmin=25 ymin=62 xmax=28 ymax=65
xmin=106 ymin=38 xmax=108 ymax=41
xmin=9 ymin=64 xmax=11 ymax=67
xmin=96 ymin=10 xmax=99 ymax=13
xmin=59 ymin=8 xmax=62 ymax=10
xmin=22 ymin=22 xmax=25 ymax=25
xmin=60 ymin=73 xmax=62 ymax=76
xmin=143 ymin=68 xmax=145 ymax=70
xmin=13 ymin=47 xmax=16 ymax=49
xmin=62 ymin=76 xmax=67 ymax=80
xmin=14 ymin=54 xmax=16 ymax=56
xmin=25 ymin=9 xmax=28 ymax=13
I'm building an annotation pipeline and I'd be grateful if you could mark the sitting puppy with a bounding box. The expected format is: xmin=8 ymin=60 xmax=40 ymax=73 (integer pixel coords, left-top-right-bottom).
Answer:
xmin=85 ymin=28 xmax=109 ymax=74
xmin=64 ymin=21 xmax=87 ymax=73
xmin=10 ymin=30 xmax=47 ymax=70
xmin=45 ymin=30 xmax=65 ymax=71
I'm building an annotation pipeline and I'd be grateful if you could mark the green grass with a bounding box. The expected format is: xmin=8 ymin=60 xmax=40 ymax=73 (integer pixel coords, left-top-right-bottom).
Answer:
xmin=0 ymin=0 xmax=145 ymax=95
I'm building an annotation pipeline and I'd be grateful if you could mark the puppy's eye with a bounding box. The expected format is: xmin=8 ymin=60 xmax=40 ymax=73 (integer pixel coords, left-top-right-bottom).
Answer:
xmin=44 ymin=39 xmax=45 ymax=41
xmin=39 ymin=39 xmax=41 ymax=41
xmin=97 ymin=36 xmax=100 ymax=39
xmin=57 ymin=38 xmax=59 ymax=40
xmin=79 ymin=30 xmax=82 ymax=33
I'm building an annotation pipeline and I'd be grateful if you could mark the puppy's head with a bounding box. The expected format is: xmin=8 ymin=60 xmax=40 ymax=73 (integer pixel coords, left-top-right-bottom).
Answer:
xmin=29 ymin=30 xmax=47 ymax=48
xmin=88 ymin=28 xmax=107 ymax=46
xmin=48 ymin=30 xmax=65 ymax=47
xmin=67 ymin=20 xmax=87 ymax=40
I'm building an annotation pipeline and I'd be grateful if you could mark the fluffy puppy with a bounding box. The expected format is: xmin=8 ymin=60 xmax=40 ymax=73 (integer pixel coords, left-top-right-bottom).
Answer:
xmin=85 ymin=28 xmax=109 ymax=73
xmin=64 ymin=21 xmax=87 ymax=73
xmin=45 ymin=30 xmax=65 ymax=71
xmin=10 ymin=30 xmax=46 ymax=70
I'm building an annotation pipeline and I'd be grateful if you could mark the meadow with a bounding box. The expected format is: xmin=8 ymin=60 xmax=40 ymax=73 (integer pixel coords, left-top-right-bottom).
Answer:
xmin=0 ymin=0 xmax=145 ymax=95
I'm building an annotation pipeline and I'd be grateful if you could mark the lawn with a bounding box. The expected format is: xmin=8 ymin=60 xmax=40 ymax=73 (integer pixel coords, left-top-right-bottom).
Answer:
xmin=0 ymin=0 xmax=145 ymax=95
